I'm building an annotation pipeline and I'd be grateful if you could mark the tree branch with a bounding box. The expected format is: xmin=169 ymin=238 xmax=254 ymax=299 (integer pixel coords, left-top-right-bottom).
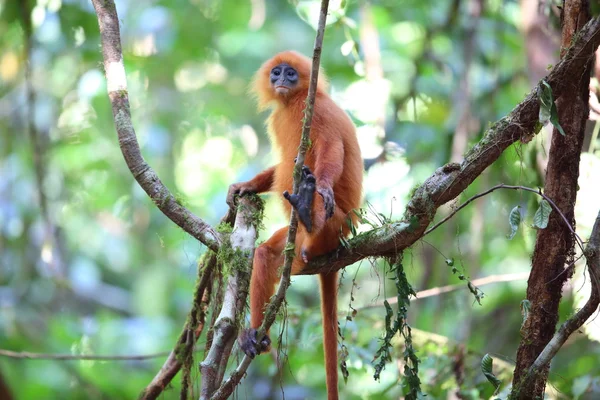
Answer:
xmin=91 ymin=0 xmax=220 ymax=252
xmin=300 ymin=17 xmax=600 ymax=276
xmin=424 ymin=184 xmax=585 ymax=251
xmin=0 ymin=349 xmax=172 ymax=361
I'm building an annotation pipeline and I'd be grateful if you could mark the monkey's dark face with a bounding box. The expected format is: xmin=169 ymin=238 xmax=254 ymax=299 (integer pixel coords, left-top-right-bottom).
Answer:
xmin=270 ymin=63 xmax=298 ymax=95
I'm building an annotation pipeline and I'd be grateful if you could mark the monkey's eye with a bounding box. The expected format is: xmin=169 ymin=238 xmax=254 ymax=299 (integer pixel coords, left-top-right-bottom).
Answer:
xmin=287 ymin=70 xmax=296 ymax=77
xmin=272 ymin=68 xmax=281 ymax=76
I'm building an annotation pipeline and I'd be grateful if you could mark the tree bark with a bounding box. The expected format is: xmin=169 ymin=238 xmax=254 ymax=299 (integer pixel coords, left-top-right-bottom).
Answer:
xmin=511 ymin=1 xmax=592 ymax=398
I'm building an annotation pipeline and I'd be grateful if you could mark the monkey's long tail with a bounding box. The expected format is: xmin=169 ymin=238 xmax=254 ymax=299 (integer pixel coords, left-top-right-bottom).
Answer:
xmin=319 ymin=271 xmax=339 ymax=400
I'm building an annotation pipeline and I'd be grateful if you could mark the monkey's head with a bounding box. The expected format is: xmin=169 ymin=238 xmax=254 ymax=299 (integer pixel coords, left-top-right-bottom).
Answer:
xmin=252 ymin=51 xmax=328 ymax=110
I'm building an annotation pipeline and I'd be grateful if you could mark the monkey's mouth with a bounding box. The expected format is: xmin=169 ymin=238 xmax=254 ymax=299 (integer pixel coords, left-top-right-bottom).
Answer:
xmin=275 ymin=86 xmax=290 ymax=94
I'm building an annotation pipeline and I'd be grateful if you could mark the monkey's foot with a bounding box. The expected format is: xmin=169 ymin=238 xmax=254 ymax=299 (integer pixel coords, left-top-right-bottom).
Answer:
xmin=283 ymin=165 xmax=316 ymax=232
xmin=238 ymin=328 xmax=271 ymax=358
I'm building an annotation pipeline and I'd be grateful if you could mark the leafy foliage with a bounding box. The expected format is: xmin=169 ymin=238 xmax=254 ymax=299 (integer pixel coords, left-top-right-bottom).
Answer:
xmin=372 ymin=256 xmax=423 ymax=399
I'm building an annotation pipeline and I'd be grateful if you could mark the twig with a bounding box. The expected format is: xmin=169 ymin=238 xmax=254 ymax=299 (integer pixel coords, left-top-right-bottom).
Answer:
xmin=359 ymin=272 xmax=529 ymax=310
xmin=0 ymin=349 xmax=172 ymax=361
xmin=424 ymin=184 xmax=585 ymax=251
xmin=91 ymin=0 xmax=220 ymax=252
xmin=208 ymin=2 xmax=331 ymax=399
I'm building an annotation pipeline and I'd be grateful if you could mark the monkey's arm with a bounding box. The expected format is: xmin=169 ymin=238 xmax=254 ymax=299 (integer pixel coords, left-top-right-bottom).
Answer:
xmin=227 ymin=166 xmax=276 ymax=206
xmin=313 ymin=139 xmax=344 ymax=219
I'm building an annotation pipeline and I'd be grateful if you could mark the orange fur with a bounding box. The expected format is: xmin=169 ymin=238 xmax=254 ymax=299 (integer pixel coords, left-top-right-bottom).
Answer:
xmin=234 ymin=51 xmax=362 ymax=400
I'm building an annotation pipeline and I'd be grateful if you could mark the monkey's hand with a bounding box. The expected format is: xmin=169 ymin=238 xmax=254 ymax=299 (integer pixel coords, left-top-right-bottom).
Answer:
xmin=238 ymin=328 xmax=271 ymax=358
xmin=283 ymin=166 xmax=316 ymax=232
xmin=227 ymin=182 xmax=254 ymax=208
xmin=317 ymin=184 xmax=335 ymax=220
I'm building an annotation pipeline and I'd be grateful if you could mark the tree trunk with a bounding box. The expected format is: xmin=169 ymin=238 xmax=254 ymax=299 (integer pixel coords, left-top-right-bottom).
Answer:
xmin=511 ymin=1 xmax=592 ymax=398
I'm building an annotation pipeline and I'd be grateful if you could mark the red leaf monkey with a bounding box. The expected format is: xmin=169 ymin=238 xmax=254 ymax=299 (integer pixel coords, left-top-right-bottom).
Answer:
xmin=227 ymin=51 xmax=363 ymax=399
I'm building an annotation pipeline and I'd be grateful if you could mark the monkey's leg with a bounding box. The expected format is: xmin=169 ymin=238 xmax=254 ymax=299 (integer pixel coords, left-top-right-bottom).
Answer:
xmin=283 ymin=166 xmax=316 ymax=232
xmin=239 ymin=228 xmax=287 ymax=358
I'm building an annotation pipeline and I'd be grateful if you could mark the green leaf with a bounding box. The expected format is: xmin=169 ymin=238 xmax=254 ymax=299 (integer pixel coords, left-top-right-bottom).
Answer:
xmin=481 ymin=354 xmax=501 ymax=394
xmin=538 ymin=81 xmax=553 ymax=125
xmin=538 ymin=80 xmax=565 ymax=136
xmin=507 ymin=205 xmax=521 ymax=240
xmin=532 ymin=199 xmax=552 ymax=229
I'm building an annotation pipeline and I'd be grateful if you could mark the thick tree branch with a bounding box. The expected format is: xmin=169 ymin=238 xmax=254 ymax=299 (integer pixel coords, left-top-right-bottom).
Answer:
xmin=91 ymin=0 xmax=220 ymax=252
xmin=301 ymin=16 xmax=600 ymax=276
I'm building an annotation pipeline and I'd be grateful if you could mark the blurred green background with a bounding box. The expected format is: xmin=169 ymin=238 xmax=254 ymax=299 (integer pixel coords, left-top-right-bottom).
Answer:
xmin=1 ymin=0 xmax=599 ymax=399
